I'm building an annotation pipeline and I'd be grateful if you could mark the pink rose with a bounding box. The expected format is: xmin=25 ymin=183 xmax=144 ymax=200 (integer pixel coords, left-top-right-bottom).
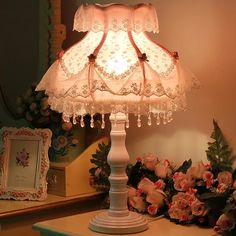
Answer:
xmin=138 ymin=177 xmax=155 ymax=194
xmin=147 ymin=204 xmax=158 ymax=215
xmin=129 ymin=196 xmax=147 ymax=213
xmin=172 ymin=192 xmax=196 ymax=209
xmin=186 ymin=161 xmax=207 ymax=179
xmin=202 ymin=171 xmax=214 ymax=188
xmin=146 ymin=189 xmax=166 ymax=206
xmin=173 ymin=172 xmax=195 ymax=192
xmin=216 ymin=183 xmax=228 ymax=193
xmin=154 ymin=179 xmax=166 ymax=190
xmin=128 ymin=187 xmax=137 ymax=200
xmin=168 ymin=206 xmax=192 ymax=222
xmin=191 ymin=199 xmax=208 ymax=216
xmin=172 ymin=192 xmax=197 ymax=208
xmin=143 ymin=153 xmax=158 ymax=171
xmin=155 ymin=160 xmax=172 ymax=178
xmin=214 ymin=213 xmax=235 ymax=233
xmin=217 ymin=171 xmax=233 ymax=187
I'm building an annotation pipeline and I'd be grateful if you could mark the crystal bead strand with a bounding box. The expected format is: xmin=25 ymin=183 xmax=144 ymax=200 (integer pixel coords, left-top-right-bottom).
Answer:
xmin=156 ymin=113 xmax=160 ymax=125
xmin=137 ymin=114 xmax=141 ymax=127
xmin=167 ymin=111 xmax=173 ymax=123
xmin=148 ymin=113 xmax=152 ymax=126
xmin=90 ymin=115 xmax=94 ymax=128
xmin=101 ymin=113 xmax=105 ymax=129
xmin=72 ymin=115 xmax=77 ymax=125
xmin=126 ymin=113 xmax=129 ymax=128
xmin=163 ymin=112 xmax=167 ymax=125
xmin=80 ymin=115 xmax=85 ymax=127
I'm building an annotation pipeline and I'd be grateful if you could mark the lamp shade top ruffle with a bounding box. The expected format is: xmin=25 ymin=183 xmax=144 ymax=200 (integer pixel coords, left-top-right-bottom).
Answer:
xmin=73 ymin=3 xmax=159 ymax=33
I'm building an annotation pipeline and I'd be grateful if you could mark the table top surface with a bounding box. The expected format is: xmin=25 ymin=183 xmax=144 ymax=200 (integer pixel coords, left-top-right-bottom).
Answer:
xmin=0 ymin=191 xmax=101 ymax=219
xmin=33 ymin=210 xmax=216 ymax=236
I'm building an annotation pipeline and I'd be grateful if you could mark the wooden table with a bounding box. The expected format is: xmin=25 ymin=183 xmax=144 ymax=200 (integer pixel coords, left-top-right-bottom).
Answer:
xmin=33 ymin=210 xmax=215 ymax=236
xmin=0 ymin=192 xmax=104 ymax=236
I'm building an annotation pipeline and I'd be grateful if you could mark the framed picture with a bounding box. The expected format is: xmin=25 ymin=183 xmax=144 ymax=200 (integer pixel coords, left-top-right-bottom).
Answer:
xmin=0 ymin=127 xmax=52 ymax=200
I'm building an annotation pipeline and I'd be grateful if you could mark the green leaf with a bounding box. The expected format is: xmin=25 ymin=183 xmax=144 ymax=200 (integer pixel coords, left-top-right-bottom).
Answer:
xmin=175 ymin=159 xmax=192 ymax=173
xmin=206 ymin=119 xmax=235 ymax=174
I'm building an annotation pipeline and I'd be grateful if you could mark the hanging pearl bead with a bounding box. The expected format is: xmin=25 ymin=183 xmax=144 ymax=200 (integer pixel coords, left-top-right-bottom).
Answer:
xmin=63 ymin=114 xmax=70 ymax=123
xmin=163 ymin=113 xmax=167 ymax=125
xmin=137 ymin=114 xmax=141 ymax=127
xmin=167 ymin=111 xmax=173 ymax=123
xmin=148 ymin=113 xmax=152 ymax=126
xmin=156 ymin=114 xmax=160 ymax=125
xmin=126 ymin=113 xmax=129 ymax=128
xmin=72 ymin=115 xmax=77 ymax=125
xmin=80 ymin=116 xmax=85 ymax=127
xmin=101 ymin=114 xmax=105 ymax=129
xmin=90 ymin=115 xmax=94 ymax=128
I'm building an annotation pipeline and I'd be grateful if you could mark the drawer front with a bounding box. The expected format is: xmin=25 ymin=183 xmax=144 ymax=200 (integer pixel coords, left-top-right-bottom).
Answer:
xmin=47 ymin=168 xmax=66 ymax=196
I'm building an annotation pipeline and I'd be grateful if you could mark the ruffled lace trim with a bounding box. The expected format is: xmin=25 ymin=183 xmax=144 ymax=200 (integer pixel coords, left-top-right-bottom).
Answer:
xmin=73 ymin=3 xmax=159 ymax=33
xmin=47 ymin=94 xmax=187 ymax=127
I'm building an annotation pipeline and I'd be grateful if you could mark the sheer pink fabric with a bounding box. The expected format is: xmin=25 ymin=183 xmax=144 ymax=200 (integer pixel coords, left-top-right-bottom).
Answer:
xmin=36 ymin=3 xmax=199 ymax=126
xmin=73 ymin=3 xmax=159 ymax=33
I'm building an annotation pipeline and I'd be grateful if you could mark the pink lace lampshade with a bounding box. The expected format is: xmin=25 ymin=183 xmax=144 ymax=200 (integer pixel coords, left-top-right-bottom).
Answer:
xmin=36 ymin=3 xmax=198 ymax=234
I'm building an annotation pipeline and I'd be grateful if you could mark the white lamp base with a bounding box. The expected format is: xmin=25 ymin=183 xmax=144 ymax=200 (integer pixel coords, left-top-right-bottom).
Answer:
xmin=89 ymin=210 xmax=148 ymax=234
xmin=89 ymin=113 xmax=148 ymax=234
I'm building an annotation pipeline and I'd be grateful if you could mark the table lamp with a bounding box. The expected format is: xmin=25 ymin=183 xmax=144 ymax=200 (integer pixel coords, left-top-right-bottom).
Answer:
xmin=36 ymin=3 xmax=198 ymax=234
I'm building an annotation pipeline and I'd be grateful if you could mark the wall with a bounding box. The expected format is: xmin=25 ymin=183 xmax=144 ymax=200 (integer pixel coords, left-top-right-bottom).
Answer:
xmin=1 ymin=0 xmax=236 ymax=164
xmin=62 ymin=0 xmax=236 ymax=164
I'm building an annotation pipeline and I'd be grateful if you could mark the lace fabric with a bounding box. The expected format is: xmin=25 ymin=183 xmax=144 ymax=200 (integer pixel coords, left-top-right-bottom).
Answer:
xmin=73 ymin=3 xmax=159 ymax=33
xmin=36 ymin=4 xmax=199 ymax=126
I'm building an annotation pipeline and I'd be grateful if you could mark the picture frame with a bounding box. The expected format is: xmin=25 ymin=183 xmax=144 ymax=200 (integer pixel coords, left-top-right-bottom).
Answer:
xmin=0 ymin=127 xmax=52 ymax=201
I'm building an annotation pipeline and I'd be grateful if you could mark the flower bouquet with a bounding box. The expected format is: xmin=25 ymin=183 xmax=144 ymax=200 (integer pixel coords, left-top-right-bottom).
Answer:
xmin=16 ymin=83 xmax=82 ymax=162
xmin=89 ymin=120 xmax=236 ymax=235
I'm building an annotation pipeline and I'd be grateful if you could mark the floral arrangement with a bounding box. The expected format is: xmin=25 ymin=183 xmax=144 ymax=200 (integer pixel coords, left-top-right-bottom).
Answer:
xmin=16 ymin=83 xmax=80 ymax=162
xmin=89 ymin=120 xmax=236 ymax=235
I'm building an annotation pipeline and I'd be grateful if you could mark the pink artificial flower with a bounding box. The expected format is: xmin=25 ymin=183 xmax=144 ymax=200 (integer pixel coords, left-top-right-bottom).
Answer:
xmin=186 ymin=161 xmax=207 ymax=179
xmin=216 ymin=183 xmax=228 ymax=193
xmin=168 ymin=205 xmax=192 ymax=222
xmin=147 ymin=204 xmax=158 ymax=215
xmin=129 ymin=196 xmax=147 ymax=213
xmin=127 ymin=187 xmax=137 ymax=200
xmin=173 ymin=172 xmax=195 ymax=192
xmin=143 ymin=153 xmax=158 ymax=171
xmin=214 ymin=213 xmax=235 ymax=233
xmin=154 ymin=179 xmax=166 ymax=190
xmin=191 ymin=199 xmax=208 ymax=216
xmin=155 ymin=159 xmax=172 ymax=178
xmin=217 ymin=171 xmax=233 ymax=187
xmin=202 ymin=171 xmax=214 ymax=188
xmin=138 ymin=177 xmax=155 ymax=194
xmin=146 ymin=189 xmax=166 ymax=206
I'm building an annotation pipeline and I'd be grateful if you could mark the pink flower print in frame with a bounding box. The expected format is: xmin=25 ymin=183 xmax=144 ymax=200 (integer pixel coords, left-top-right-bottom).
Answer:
xmin=16 ymin=148 xmax=30 ymax=168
